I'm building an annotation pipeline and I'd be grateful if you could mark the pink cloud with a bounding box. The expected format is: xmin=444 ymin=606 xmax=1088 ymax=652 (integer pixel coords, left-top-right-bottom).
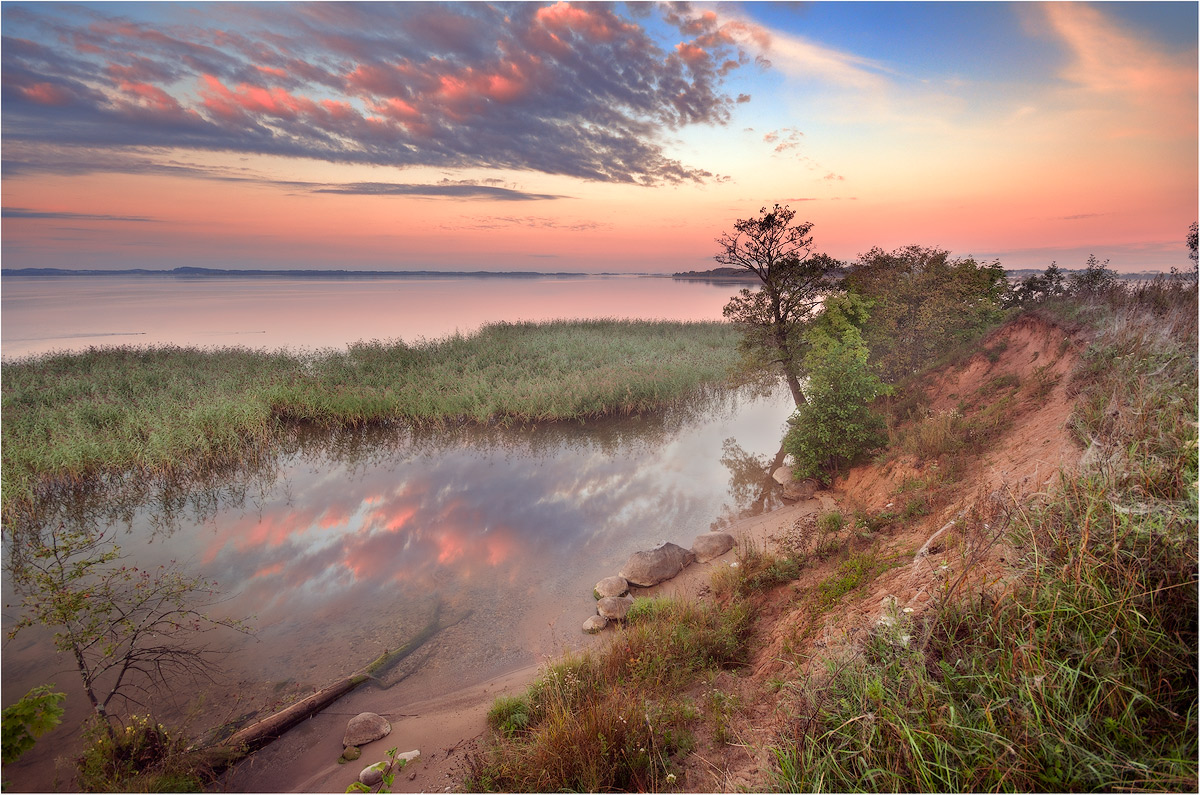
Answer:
xmin=18 ymin=82 xmax=73 ymax=105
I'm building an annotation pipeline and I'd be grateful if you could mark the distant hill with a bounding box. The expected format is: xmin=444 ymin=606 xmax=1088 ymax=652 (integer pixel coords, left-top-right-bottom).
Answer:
xmin=672 ymin=267 xmax=759 ymax=280
xmin=0 ymin=266 xmax=588 ymax=279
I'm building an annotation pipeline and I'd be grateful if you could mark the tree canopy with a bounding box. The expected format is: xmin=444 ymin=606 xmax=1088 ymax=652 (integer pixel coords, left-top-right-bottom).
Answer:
xmin=844 ymin=245 xmax=1007 ymax=383
xmin=716 ymin=204 xmax=839 ymax=404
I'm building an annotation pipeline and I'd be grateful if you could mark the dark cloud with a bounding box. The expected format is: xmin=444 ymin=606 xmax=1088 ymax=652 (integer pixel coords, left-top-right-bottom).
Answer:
xmin=2 ymin=206 xmax=158 ymax=222
xmin=453 ymin=215 xmax=608 ymax=232
xmin=2 ymin=2 xmax=762 ymax=185
xmin=310 ymin=182 xmax=563 ymax=200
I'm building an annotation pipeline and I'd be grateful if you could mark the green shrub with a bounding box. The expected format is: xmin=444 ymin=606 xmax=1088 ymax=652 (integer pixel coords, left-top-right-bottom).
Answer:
xmin=784 ymin=294 xmax=890 ymax=482
xmin=76 ymin=715 xmax=204 ymax=793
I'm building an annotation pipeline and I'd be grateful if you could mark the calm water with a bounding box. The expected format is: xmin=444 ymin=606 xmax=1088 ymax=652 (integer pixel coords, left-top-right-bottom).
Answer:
xmin=1 ymin=274 xmax=793 ymax=791
xmin=0 ymin=274 xmax=738 ymax=359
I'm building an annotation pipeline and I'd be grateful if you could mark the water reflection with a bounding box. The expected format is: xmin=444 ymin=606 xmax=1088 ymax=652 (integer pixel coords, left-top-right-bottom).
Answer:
xmin=1 ymin=382 xmax=794 ymax=790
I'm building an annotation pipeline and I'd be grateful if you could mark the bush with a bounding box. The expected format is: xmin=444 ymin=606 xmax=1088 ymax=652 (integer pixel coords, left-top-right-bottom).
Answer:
xmin=783 ymin=294 xmax=889 ymax=481
xmin=76 ymin=716 xmax=204 ymax=793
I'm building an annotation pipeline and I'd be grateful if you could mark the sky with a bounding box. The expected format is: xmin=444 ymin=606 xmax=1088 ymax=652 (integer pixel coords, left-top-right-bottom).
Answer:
xmin=1 ymin=1 xmax=1196 ymax=274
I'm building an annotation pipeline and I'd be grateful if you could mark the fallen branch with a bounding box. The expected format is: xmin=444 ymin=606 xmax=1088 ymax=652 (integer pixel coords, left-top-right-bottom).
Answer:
xmin=189 ymin=606 xmax=470 ymax=776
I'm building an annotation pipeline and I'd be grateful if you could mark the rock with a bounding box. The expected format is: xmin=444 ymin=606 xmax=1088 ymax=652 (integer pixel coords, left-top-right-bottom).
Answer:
xmin=619 ymin=542 xmax=694 ymax=587
xmin=691 ymin=532 xmax=735 ymax=563
xmin=593 ymin=575 xmax=629 ymax=599
xmin=782 ymin=478 xmax=818 ymax=501
xmin=773 ymin=465 xmax=818 ymax=500
xmin=359 ymin=762 xmax=386 ymax=787
xmin=582 ymin=614 xmax=609 ymax=634
xmin=341 ymin=746 xmax=362 ymax=762
xmin=358 ymin=751 xmax=418 ymax=787
xmin=597 ymin=595 xmax=635 ymax=621
xmin=344 ymin=712 xmax=391 ymax=747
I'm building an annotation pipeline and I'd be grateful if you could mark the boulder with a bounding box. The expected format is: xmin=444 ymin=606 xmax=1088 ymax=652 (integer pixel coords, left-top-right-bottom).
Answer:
xmin=772 ymin=465 xmax=794 ymax=485
xmin=343 ymin=712 xmax=390 ymax=748
xmin=596 ymin=595 xmax=635 ymax=621
xmin=582 ymin=614 xmax=609 ymax=634
xmin=593 ymin=575 xmax=629 ymax=599
xmin=782 ymin=478 xmax=818 ymax=501
xmin=691 ymin=532 xmax=735 ymax=563
xmin=619 ymin=542 xmax=694 ymax=587
xmin=340 ymin=746 xmax=362 ymax=762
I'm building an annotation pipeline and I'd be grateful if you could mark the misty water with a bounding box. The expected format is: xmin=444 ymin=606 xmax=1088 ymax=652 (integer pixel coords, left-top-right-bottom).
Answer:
xmin=1 ymin=274 xmax=795 ymax=790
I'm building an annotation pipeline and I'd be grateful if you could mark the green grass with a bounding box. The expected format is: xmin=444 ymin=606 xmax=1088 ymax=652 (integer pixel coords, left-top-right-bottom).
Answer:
xmin=1 ymin=320 xmax=742 ymax=523
xmin=773 ymin=279 xmax=1199 ymax=792
xmin=467 ymin=594 xmax=754 ymax=792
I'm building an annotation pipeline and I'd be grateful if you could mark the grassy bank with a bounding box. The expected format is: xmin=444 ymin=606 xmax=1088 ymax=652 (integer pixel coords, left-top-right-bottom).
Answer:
xmin=1 ymin=319 xmax=743 ymax=523
xmin=773 ymin=279 xmax=1198 ymax=791
xmin=466 ymin=594 xmax=756 ymax=791
xmin=464 ymin=280 xmax=1197 ymax=792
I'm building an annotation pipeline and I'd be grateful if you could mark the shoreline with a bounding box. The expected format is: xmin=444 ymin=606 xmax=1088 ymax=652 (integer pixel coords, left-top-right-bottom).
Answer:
xmin=225 ymin=495 xmax=832 ymax=793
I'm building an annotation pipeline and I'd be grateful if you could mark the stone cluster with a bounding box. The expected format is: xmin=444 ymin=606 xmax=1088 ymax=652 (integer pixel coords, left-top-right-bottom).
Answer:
xmin=581 ymin=532 xmax=735 ymax=634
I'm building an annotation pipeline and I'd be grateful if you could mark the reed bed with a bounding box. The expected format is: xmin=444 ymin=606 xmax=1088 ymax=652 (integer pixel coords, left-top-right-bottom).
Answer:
xmin=1 ymin=320 xmax=742 ymax=523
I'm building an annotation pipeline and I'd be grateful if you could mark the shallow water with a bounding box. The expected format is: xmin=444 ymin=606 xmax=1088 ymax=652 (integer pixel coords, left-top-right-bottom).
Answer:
xmin=0 ymin=274 xmax=738 ymax=360
xmin=1 ymin=382 xmax=795 ymax=791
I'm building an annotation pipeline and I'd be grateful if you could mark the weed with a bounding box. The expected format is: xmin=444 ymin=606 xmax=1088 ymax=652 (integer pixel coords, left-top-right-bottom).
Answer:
xmin=75 ymin=715 xmax=207 ymax=793
xmin=469 ymin=592 xmax=756 ymax=791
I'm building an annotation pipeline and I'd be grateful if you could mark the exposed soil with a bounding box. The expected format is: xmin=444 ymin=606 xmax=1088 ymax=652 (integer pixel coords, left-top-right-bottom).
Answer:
xmin=656 ymin=312 xmax=1086 ymax=791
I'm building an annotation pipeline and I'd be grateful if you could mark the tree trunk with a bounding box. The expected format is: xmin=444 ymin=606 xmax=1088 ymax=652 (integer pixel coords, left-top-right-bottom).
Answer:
xmin=784 ymin=368 xmax=805 ymax=407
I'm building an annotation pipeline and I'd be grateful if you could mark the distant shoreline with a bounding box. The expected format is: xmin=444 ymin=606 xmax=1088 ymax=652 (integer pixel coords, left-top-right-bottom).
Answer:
xmin=2 ymin=266 xmax=1175 ymax=281
xmin=0 ymin=266 xmax=603 ymax=279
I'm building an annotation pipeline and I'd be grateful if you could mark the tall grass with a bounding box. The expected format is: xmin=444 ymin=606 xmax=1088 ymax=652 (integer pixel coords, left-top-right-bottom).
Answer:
xmin=774 ymin=278 xmax=1198 ymax=792
xmin=466 ymin=595 xmax=754 ymax=792
xmin=1 ymin=320 xmax=742 ymax=523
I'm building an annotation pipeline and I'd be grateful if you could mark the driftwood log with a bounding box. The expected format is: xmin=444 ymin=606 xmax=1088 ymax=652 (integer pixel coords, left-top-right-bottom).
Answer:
xmin=191 ymin=606 xmax=469 ymax=776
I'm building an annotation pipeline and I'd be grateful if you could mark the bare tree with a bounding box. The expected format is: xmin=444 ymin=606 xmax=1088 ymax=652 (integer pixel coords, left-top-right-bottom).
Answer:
xmin=716 ymin=204 xmax=838 ymax=405
xmin=6 ymin=523 xmax=249 ymax=737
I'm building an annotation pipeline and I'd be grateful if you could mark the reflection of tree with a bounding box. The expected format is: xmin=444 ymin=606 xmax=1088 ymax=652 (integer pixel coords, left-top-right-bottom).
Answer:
xmin=713 ymin=437 xmax=786 ymax=528
xmin=6 ymin=523 xmax=250 ymax=737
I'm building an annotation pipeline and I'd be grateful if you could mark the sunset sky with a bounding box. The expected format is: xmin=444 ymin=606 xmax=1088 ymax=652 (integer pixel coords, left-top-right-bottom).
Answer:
xmin=2 ymin=1 xmax=1196 ymax=274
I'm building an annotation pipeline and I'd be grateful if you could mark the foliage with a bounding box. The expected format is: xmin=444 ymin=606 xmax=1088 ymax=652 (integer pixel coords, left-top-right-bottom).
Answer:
xmin=844 ymin=245 xmax=1008 ymax=382
xmin=783 ymin=293 xmax=890 ymax=482
xmin=716 ymin=203 xmax=840 ymax=404
xmin=76 ymin=714 xmax=205 ymax=792
xmin=773 ymin=283 xmax=1198 ymax=792
xmin=1005 ymin=261 xmax=1067 ymax=308
xmin=1188 ymin=221 xmax=1198 ymax=265
xmin=1066 ymin=254 xmax=1119 ymax=295
xmin=6 ymin=523 xmax=250 ymax=733
xmin=1 ymin=320 xmax=742 ymax=522
xmin=1 ymin=684 xmax=66 ymax=765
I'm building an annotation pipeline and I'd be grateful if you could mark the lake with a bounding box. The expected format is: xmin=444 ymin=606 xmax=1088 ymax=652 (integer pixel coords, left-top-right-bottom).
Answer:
xmin=0 ymin=274 xmax=741 ymax=360
xmin=0 ymin=274 xmax=792 ymax=791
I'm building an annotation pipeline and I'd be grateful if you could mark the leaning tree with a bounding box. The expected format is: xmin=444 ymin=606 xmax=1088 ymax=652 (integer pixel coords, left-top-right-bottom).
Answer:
xmin=716 ymin=204 xmax=838 ymax=405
